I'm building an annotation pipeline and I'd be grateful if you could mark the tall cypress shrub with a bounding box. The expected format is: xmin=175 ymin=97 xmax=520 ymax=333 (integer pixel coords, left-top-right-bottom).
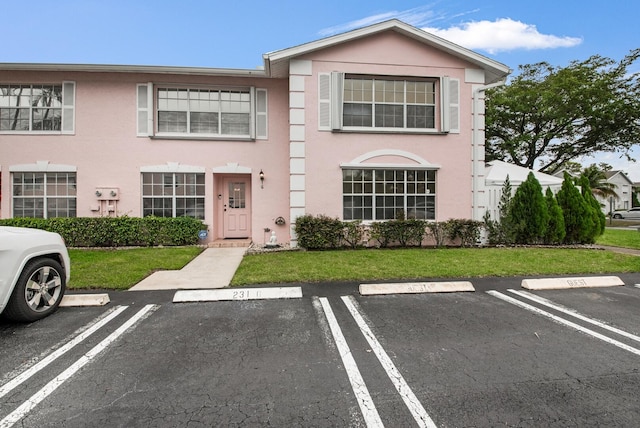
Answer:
xmin=556 ymin=172 xmax=594 ymax=244
xmin=544 ymin=187 xmax=565 ymax=244
xmin=579 ymin=176 xmax=606 ymax=239
xmin=506 ymin=172 xmax=549 ymax=244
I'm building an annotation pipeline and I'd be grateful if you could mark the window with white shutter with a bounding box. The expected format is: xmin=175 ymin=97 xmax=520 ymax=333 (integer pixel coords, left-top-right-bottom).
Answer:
xmin=61 ymin=81 xmax=75 ymax=134
xmin=318 ymin=73 xmax=331 ymax=130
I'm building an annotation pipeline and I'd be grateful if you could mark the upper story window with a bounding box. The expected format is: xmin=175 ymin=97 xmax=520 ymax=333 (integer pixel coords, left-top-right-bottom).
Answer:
xmin=319 ymin=72 xmax=458 ymax=134
xmin=0 ymin=83 xmax=75 ymax=134
xmin=157 ymin=88 xmax=251 ymax=136
xmin=12 ymin=172 xmax=77 ymax=218
xmin=137 ymin=84 xmax=267 ymax=140
xmin=343 ymin=77 xmax=436 ymax=130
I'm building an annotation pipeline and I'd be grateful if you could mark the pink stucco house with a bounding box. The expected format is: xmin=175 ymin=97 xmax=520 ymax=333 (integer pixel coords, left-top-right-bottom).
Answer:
xmin=0 ymin=20 xmax=510 ymax=246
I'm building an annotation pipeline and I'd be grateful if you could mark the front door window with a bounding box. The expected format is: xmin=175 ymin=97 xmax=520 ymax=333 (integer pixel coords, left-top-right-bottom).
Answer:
xmin=228 ymin=182 xmax=246 ymax=209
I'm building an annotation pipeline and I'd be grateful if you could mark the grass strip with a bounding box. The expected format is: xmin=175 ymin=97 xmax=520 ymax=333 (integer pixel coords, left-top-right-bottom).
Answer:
xmin=68 ymin=247 xmax=203 ymax=290
xmin=231 ymin=247 xmax=639 ymax=286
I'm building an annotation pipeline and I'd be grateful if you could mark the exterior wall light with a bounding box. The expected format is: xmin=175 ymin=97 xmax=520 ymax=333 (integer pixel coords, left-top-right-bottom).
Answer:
xmin=259 ymin=169 xmax=265 ymax=188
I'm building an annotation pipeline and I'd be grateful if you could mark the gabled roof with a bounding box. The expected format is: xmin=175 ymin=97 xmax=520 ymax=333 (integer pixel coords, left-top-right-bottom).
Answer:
xmin=604 ymin=170 xmax=634 ymax=185
xmin=485 ymin=160 xmax=564 ymax=187
xmin=263 ymin=19 xmax=511 ymax=83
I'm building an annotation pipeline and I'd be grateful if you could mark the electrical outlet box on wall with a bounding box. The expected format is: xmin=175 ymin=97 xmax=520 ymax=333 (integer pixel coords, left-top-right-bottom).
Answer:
xmin=95 ymin=188 xmax=119 ymax=200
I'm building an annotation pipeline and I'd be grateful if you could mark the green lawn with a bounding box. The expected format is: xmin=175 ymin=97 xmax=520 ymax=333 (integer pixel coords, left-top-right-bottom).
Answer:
xmin=66 ymin=228 xmax=640 ymax=290
xmin=231 ymin=247 xmax=639 ymax=286
xmin=596 ymin=227 xmax=640 ymax=250
xmin=67 ymin=247 xmax=203 ymax=290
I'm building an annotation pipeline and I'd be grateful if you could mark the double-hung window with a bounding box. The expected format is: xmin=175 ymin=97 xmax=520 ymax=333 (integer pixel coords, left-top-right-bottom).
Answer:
xmin=137 ymin=84 xmax=267 ymax=139
xmin=343 ymin=168 xmax=436 ymax=221
xmin=0 ymin=83 xmax=75 ymax=133
xmin=142 ymin=172 xmax=205 ymax=219
xmin=343 ymin=77 xmax=436 ymax=129
xmin=12 ymin=172 xmax=77 ymax=218
xmin=319 ymin=73 xmax=458 ymax=133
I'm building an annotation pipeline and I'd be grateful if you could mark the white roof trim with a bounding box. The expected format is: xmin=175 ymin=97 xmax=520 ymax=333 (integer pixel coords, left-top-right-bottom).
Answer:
xmin=0 ymin=63 xmax=268 ymax=78
xmin=264 ymin=19 xmax=510 ymax=83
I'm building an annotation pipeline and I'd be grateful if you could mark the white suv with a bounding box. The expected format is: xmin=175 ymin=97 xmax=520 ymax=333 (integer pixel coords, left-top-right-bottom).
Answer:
xmin=0 ymin=227 xmax=70 ymax=322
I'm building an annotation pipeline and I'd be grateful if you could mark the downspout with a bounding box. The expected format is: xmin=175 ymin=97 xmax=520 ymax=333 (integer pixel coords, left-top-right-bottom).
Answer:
xmin=472 ymin=79 xmax=506 ymax=221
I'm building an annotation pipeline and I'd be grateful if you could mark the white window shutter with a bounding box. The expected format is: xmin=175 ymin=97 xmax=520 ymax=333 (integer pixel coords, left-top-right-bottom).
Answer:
xmin=256 ymin=88 xmax=268 ymax=139
xmin=330 ymin=71 xmax=344 ymax=130
xmin=137 ymin=83 xmax=153 ymax=136
xmin=61 ymin=81 xmax=75 ymax=134
xmin=440 ymin=77 xmax=450 ymax=133
xmin=449 ymin=78 xmax=460 ymax=134
xmin=318 ymin=73 xmax=331 ymax=130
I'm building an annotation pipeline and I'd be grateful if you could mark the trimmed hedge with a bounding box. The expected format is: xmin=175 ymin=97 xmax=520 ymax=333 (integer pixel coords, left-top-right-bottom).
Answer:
xmin=294 ymin=214 xmax=482 ymax=250
xmin=0 ymin=216 xmax=207 ymax=247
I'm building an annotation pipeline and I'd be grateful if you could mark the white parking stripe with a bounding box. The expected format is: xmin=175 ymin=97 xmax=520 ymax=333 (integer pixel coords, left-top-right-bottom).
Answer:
xmin=342 ymin=296 xmax=438 ymax=428
xmin=0 ymin=304 xmax=157 ymax=428
xmin=509 ymin=289 xmax=640 ymax=344
xmin=487 ymin=291 xmax=640 ymax=357
xmin=0 ymin=305 xmax=128 ymax=400
xmin=318 ymin=297 xmax=383 ymax=428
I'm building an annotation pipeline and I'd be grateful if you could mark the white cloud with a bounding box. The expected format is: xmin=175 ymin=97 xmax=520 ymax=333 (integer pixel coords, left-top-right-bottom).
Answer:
xmin=318 ymin=5 xmax=442 ymax=37
xmin=319 ymin=7 xmax=582 ymax=54
xmin=423 ymin=18 xmax=582 ymax=53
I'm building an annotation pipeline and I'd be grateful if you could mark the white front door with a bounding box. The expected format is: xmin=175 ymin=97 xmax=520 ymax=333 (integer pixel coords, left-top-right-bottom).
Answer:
xmin=223 ymin=177 xmax=251 ymax=238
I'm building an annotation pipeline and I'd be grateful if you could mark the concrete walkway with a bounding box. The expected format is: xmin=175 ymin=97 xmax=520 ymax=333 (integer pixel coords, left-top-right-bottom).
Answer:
xmin=129 ymin=247 xmax=247 ymax=291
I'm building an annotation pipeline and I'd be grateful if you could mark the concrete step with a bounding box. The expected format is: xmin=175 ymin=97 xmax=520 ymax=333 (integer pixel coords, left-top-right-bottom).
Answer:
xmin=208 ymin=239 xmax=252 ymax=248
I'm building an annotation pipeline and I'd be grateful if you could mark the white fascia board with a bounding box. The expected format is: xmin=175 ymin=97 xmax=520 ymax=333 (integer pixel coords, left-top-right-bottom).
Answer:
xmin=0 ymin=63 xmax=268 ymax=78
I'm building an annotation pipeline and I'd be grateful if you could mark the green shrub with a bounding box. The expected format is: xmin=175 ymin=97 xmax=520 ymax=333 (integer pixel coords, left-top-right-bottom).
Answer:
xmin=444 ymin=219 xmax=483 ymax=247
xmin=369 ymin=217 xmax=426 ymax=248
xmin=556 ymin=173 xmax=596 ymax=244
xmin=342 ymin=221 xmax=365 ymax=249
xmin=426 ymin=221 xmax=448 ymax=247
xmin=507 ymin=172 xmax=549 ymax=244
xmin=544 ymin=188 xmax=566 ymax=244
xmin=0 ymin=216 xmax=206 ymax=247
xmin=294 ymin=214 xmax=343 ymax=250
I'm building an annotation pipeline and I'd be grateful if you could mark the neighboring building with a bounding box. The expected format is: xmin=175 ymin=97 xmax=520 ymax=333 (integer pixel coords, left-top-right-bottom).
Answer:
xmin=484 ymin=160 xmax=563 ymax=220
xmin=0 ymin=20 xmax=510 ymax=245
xmin=600 ymin=170 xmax=634 ymax=213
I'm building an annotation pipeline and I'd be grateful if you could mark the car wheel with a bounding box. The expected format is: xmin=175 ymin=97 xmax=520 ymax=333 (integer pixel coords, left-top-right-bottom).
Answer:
xmin=612 ymin=213 xmax=622 ymax=219
xmin=4 ymin=258 xmax=66 ymax=322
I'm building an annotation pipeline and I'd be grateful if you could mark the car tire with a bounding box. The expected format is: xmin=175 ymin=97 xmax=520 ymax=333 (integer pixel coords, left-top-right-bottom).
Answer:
xmin=612 ymin=213 xmax=623 ymax=219
xmin=3 ymin=258 xmax=66 ymax=322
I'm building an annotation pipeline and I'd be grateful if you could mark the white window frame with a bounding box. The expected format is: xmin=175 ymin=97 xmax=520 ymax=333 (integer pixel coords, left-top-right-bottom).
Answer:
xmin=0 ymin=82 xmax=75 ymax=134
xmin=138 ymin=84 xmax=267 ymax=140
xmin=141 ymin=171 xmax=206 ymax=219
xmin=11 ymin=171 xmax=77 ymax=218
xmin=341 ymin=168 xmax=437 ymax=221
xmin=319 ymin=72 xmax=459 ymax=134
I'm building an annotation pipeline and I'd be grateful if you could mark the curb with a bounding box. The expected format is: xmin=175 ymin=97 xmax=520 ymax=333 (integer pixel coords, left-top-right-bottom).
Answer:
xmin=60 ymin=293 xmax=110 ymax=307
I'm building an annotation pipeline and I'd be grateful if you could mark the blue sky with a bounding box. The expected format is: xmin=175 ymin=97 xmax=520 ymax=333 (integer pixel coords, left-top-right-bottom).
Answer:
xmin=4 ymin=0 xmax=639 ymax=180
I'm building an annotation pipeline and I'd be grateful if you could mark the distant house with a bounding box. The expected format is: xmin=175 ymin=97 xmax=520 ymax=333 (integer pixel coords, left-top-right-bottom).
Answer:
xmin=600 ymin=170 xmax=634 ymax=212
xmin=0 ymin=19 xmax=510 ymax=246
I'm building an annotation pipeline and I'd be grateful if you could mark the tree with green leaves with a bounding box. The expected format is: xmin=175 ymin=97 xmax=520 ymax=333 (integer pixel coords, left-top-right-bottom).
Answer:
xmin=580 ymin=163 xmax=618 ymax=200
xmin=485 ymin=50 xmax=640 ymax=173
xmin=506 ymin=172 xmax=549 ymax=244
xmin=544 ymin=188 xmax=566 ymax=245
xmin=579 ymin=176 xmax=606 ymax=237
xmin=556 ymin=172 xmax=596 ymax=244
xmin=483 ymin=175 xmax=514 ymax=244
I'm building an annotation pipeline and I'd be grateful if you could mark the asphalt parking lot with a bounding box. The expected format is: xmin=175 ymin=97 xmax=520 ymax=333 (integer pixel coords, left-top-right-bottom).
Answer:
xmin=2 ymin=274 xmax=640 ymax=427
